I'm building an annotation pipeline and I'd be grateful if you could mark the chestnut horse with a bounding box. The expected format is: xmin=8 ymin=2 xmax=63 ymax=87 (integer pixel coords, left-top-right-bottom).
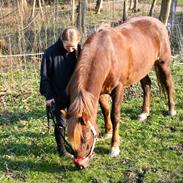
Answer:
xmin=66 ymin=16 xmax=176 ymax=168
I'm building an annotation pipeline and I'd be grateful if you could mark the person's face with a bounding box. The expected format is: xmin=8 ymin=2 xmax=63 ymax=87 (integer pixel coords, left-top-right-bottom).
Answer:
xmin=63 ymin=41 xmax=78 ymax=53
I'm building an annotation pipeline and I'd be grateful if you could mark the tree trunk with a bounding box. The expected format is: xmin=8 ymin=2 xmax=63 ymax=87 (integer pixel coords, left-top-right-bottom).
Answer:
xmin=31 ymin=0 xmax=36 ymax=19
xmin=77 ymin=0 xmax=87 ymax=36
xmin=169 ymin=0 xmax=177 ymax=32
xmin=132 ymin=0 xmax=139 ymax=12
xmin=95 ymin=0 xmax=103 ymax=14
xmin=71 ymin=0 xmax=75 ymax=25
xmin=38 ymin=0 xmax=44 ymax=18
xmin=149 ymin=0 xmax=157 ymax=16
xmin=123 ymin=0 xmax=128 ymax=22
xmin=159 ymin=0 xmax=172 ymax=25
xmin=129 ymin=0 xmax=132 ymax=10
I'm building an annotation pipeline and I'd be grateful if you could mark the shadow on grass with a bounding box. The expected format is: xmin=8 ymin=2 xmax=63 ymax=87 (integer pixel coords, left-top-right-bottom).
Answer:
xmin=121 ymin=107 xmax=140 ymax=120
xmin=0 ymin=131 xmax=48 ymax=139
xmin=0 ymin=142 xmax=55 ymax=156
xmin=94 ymin=146 xmax=109 ymax=155
xmin=0 ymin=157 xmax=77 ymax=173
xmin=0 ymin=140 xmax=78 ymax=173
xmin=0 ymin=109 xmax=45 ymax=125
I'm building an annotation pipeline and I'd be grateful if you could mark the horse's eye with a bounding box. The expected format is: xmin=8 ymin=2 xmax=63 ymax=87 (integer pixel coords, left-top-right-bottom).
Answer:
xmin=81 ymin=137 xmax=86 ymax=143
xmin=79 ymin=117 xmax=85 ymax=125
xmin=86 ymin=144 xmax=90 ymax=150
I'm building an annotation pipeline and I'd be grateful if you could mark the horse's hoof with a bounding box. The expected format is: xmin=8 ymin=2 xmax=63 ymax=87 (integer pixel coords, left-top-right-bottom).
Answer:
xmin=138 ymin=113 xmax=149 ymax=121
xmin=103 ymin=132 xmax=112 ymax=139
xmin=109 ymin=147 xmax=120 ymax=157
xmin=168 ymin=110 xmax=176 ymax=116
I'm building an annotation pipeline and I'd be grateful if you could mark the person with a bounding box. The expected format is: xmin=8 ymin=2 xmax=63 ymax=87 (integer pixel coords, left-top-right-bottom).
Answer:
xmin=40 ymin=27 xmax=81 ymax=156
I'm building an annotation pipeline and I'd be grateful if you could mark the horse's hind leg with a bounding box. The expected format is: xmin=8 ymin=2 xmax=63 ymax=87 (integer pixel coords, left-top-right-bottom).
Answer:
xmin=99 ymin=94 xmax=112 ymax=139
xmin=138 ymin=75 xmax=151 ymax=121
xmin=155 ymin=60 xmax=176 ymax=116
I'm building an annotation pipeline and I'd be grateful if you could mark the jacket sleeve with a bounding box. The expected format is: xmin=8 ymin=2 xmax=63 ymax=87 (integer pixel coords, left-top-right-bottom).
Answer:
xmin=40 ymin=54 xmax=54 ymax=100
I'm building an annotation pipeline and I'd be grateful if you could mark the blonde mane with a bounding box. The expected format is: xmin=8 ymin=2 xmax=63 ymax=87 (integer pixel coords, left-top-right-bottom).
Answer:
xmin=67 ymin=89 xmax=95 ymax=151
xmin=66 ymin=43 xmax=98 ymax=150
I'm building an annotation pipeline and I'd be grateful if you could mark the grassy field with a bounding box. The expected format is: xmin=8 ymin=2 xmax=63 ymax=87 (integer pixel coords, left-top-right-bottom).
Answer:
xmin=0 ymin=55 xmax=182 ymax=183
xmin=0 ymin=0 xmax=182 ymax=182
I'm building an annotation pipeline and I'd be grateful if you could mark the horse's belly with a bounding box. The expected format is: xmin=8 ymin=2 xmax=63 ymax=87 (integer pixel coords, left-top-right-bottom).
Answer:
xmin=125 ymin=61 xmax=155 ymax=86
xmin=126 ymin=73 xmax=147 ymax=86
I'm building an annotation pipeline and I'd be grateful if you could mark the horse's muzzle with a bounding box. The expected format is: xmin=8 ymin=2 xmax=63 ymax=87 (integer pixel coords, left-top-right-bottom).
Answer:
xmin=73 ymin=152 xmax=95 ymax=169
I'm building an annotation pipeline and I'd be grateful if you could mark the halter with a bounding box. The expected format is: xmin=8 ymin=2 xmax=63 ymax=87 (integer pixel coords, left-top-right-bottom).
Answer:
xmin=47 ymin=106 xmax=97 ymax=159
xmin=87 ymin=121 xmax=97 ymax=157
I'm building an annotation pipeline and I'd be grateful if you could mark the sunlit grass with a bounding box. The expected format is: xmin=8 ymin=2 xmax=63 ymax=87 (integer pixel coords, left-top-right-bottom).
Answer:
xmin=0 ymin=56 xmax=182 ymax=182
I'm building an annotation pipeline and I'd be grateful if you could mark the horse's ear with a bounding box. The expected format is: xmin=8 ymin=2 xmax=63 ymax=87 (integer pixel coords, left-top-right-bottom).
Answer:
xmin=82 ymin=111 xmax=89 ymax=125
xmin=60 ymin=110 xmax=69 ymax=119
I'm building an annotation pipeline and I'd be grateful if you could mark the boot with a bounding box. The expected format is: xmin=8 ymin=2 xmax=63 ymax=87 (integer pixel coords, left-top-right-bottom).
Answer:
xmin=54 ymin=125 xmax=74 ymax=158
xmin=54 ymin=125 xmax=66 ymax=156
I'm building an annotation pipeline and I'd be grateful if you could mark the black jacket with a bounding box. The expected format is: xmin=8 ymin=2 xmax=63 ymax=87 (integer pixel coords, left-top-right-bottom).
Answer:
xmin=40 ymin=38 xmax=80 ymax=109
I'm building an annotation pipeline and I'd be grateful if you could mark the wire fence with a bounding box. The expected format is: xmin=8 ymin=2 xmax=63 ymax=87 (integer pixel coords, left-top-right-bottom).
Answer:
xmin=0 ymin=1 xmax=182 ymax=110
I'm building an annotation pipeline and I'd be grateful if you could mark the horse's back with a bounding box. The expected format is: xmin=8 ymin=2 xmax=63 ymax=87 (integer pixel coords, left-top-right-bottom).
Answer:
xmin=110 ymin=16 xmax=171 ymax=85
xmin=117 ymin=16 xmax=171 ymax=59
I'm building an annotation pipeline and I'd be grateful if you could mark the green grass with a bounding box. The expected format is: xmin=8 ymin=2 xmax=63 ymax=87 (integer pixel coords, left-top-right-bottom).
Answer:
xmin=0 ymin=56 xmax=183 ymax=183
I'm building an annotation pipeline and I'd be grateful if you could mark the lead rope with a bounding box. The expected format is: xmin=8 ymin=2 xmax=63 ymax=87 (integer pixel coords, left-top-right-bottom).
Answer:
xmin=46 ymin=106 xmax=75 ymax=155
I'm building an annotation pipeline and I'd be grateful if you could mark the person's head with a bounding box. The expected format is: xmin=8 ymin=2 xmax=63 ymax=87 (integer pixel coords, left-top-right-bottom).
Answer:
xmin=61 ymin=27 xmax=81 ymax=53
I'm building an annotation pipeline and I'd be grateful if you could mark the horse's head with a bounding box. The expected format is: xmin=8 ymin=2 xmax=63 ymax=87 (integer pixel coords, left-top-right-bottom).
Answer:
xmin=66 ymin=111 xmax=98 ymax=168
xmin=65 ymin=86 xmax=98 ymax=168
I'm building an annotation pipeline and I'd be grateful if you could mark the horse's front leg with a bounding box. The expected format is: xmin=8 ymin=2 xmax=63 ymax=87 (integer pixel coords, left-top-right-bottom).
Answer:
xmin=99 ymin=94 xmax=112 ymax=139
xmin=110 ymin=84 xmax=124 ymax=157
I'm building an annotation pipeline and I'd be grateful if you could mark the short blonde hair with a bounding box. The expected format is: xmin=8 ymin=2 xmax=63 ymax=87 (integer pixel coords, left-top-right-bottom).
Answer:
xmin=61 ymin=27 xmax=81 ymax=42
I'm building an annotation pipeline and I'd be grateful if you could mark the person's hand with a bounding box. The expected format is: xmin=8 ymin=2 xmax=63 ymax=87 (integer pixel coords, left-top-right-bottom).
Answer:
xmin=46 ymin=99 xmax=55 ymax=107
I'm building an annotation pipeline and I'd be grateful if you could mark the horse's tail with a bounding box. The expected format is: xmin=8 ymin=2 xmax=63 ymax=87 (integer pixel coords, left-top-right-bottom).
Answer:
xmin=154 ymin=61 xmax=167 ymax=96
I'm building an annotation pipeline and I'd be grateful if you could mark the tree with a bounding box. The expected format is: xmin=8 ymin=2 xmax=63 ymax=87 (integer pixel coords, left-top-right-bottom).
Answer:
xmin=169 ymin=0 xmax=177 ymax=32
xmin=123 ymin=0 xmax=128 ymax=22
xmin=71 ymin=0 xmax=75 ymax=25
xmin=95 ymin=0 xmax=103 ymax=14
xmin=77 ymin=0 xmax=87 ymax=36
xmin=159 ymin=0 xmax=172 ymax=25
xmin=129 ymin=0 xmax=139 ymax=12
xmin=149 ymin=0 xmax=157 ymax=16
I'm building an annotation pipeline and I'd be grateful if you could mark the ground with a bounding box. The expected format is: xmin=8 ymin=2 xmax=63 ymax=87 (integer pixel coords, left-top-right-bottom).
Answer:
xmin=0 ymin=56 xmax=182 ymax=182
